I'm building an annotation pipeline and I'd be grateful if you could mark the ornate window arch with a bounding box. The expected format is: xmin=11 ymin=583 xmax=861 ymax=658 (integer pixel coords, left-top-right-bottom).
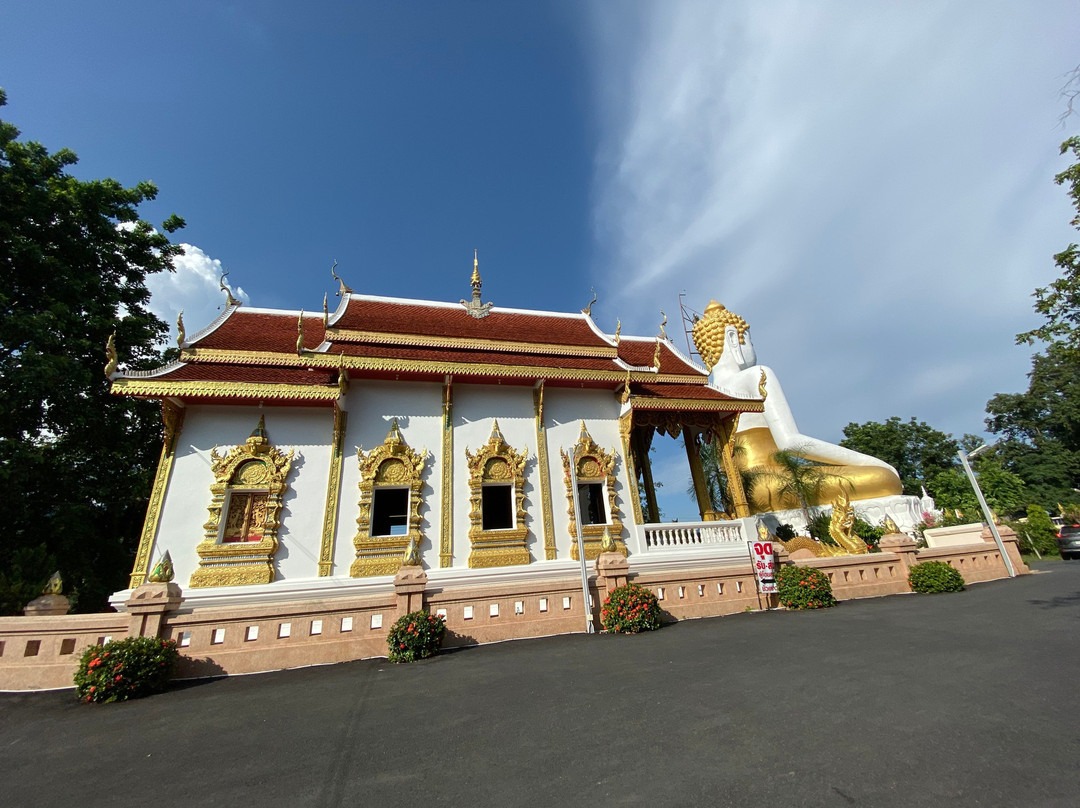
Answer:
xmin=351 ymin=419 xmax=427 ymax=577
xmin=465 ymin=421 xmax=530 ymax=568
xmin=191 ymin=417 xmax=294 ymax=588
xmin=561 ymin=421 xmax=625 ymax=560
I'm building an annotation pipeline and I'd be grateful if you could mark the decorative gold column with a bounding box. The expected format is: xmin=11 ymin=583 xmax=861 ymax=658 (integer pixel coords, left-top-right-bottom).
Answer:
xmin=719 ymin=415 xmax=751 ymax=518
xmin=317 ymin=403 xmax=348 ymax=576
xmin=440 ymin=379 xmax=454 ymax=567
xmin=129 ymin=400 xmax=185 ymax=589
xmin=683 ymin=425 xmax=712 ymax=520
xmin=618 ymin=412 xmax=645 ymax=526
xmin=533 ymin=382 xmax=557 ymax=560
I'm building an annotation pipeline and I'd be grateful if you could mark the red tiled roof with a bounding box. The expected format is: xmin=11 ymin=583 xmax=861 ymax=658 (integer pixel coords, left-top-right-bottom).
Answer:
xmin=333 ymin=342 xmax=619 ymax=372
xmin=191 ymin=310 xmax=327 ymax=353
xmin=631 ymin=383 xmax=736 ymax=401
xmin=617 ymin=339 xmax=703 ymax=375
xmin=331 ymin=297 xmax=608 ymax=347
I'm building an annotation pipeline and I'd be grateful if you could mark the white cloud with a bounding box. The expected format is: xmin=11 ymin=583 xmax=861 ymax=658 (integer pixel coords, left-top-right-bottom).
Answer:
xmin=588 ymin=1 xmax=1079 ymax=442
xmin=146 ymin=244 xmax=251 ymax=343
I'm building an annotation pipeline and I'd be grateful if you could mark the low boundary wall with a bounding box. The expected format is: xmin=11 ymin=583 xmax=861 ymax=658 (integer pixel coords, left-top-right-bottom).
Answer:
xmin=0 ymin=528 xmax=1028 ymax=691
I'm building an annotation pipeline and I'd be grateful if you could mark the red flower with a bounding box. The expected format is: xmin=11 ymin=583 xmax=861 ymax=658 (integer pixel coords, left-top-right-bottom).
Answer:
xmin=114 ymin=675 xmax=123 ymax=682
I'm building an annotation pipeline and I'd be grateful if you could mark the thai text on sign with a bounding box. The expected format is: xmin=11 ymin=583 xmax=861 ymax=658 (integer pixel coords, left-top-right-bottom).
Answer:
xmin=747 ymin=540 xmax=777 ymax=594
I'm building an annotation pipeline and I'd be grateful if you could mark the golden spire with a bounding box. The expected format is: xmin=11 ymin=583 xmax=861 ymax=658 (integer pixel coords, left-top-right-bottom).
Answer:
xmin=471 ymin=249 xmax=481 ymax=287
xmin=176 ymin=310 xmax=186 ymax=348
xmin=461 ymin=250 xmax=493 ymax=318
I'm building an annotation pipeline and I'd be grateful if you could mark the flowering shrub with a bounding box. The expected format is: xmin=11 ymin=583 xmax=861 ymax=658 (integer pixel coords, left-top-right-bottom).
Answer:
xmin=74 ymin=636 xmax=179 ymax=703
xmin=600 ymin=583 xmax=662 ymax=634
xmin=776 ymin=565 xmax=837 ymax=610
xmin=908 ymin=560 xmax=965 ymax=593
xmin=387 ymin=610 xmax=446 ymax=663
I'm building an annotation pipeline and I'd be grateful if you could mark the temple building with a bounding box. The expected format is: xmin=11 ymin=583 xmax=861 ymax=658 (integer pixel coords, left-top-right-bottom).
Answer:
xmin=106 ymin=257 xmax=924 ymax=608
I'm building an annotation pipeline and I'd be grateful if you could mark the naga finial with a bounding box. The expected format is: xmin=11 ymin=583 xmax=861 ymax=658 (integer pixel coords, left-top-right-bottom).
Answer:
xmin=337 ymin=354 xmax=349 ymax=397
xmin=148 ymin=551 xmax=175 ymax=583
xmin=402 ymin=536 xmax=422 ymax=567
xmin=652 ymin=338 xmax=662 ymax=370
xmin=620 ymin=368 xmax=632 ymax=404
xmin=219 ymin=267 xmax=240 ymax=307
xmin=296 ymin=310 xmax=305 ymax=356
xmin=176 ymin=310 xmax=186 ymax=348
xmin=582 ymin=287 xmax=596 ymax=316
xmin=323 ymin=293 xmax=329 ymax=331
xmin=42 ymin=571 xmax=63 ymax=596
xmin=104 ymin=332 xmax=118 ymax=378
xmin=614 ymin=319 xmax=621 ymax=346
xmin=331 ymin=259 xmax=352 ymax=297
xmin=659 ymin=309 xmax=668 ymax=339
xmin=758 ymin=368 xmax=768 ymax=400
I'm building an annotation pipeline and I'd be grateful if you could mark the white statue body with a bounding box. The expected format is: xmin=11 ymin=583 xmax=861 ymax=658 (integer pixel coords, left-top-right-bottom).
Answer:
xmin=693 ymin=301 xmax=902 ymax=511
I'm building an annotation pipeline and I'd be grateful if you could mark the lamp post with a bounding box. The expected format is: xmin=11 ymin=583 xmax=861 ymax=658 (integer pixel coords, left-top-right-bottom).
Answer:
xmin=568 ymin=460 xmax=596 ymax=634
xmin=957 ymin=443 xmax=1016 ymax=578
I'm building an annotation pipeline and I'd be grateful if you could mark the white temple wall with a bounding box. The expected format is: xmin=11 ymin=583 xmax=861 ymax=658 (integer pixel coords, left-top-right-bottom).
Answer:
xmin=452 ymin=385 xmax=538 ymax=568
xmin=333 ymin=380 xmax=444 ymax=575
xmin=542 ymin=389 xmax=637 ymax=556
xmin=158 ymin=404 xmax=333 ymax=586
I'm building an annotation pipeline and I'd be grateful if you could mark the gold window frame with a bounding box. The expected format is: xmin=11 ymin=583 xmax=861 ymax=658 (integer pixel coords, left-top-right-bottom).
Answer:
xmin=561 ymin=421 xmax=625 ymax=560
xmin=466 ymin=421 xmax=530 ymax=568
xmin=351 ymin=419 xmax=427 ymax=577
xmin=191 ymin=417 xmax=294 ymax=588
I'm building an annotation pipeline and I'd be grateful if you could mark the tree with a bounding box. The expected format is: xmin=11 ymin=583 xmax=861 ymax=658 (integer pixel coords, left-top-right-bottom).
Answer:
xmin=985 ymin=137 xmax=1080 ymax=509
xmin=758 ymin=447 xmax=849 ymax=529
xmin=0 ymin=88 xmax=184 ymax=613
xmin=929 ymin=456 xmax=1027 ymax=519
xmin=840 ymin=416 xmax=958 ymax=497
xmin=687 ymin=435 xmax=759 ymax=516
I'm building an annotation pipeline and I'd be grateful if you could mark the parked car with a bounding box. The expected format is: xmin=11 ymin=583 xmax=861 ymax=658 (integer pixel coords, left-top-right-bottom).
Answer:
xmin=1057 ymin=523 xmax=1080 ymax=560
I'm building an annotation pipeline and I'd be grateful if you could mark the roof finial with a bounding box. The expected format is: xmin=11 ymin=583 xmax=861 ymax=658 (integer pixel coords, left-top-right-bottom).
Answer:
xmin=659 ymin=309 xmax=668 ymax=339
xmin=331 ymin=259 xmax=352 ymax=297
xmin=471 ymin=249 xmax=481 ymax=288
xmin=219 ymin=267 xmax=240 ymax=307
xmin=614 ymin=318 xmax=621 ymax=346
xmin=104 ymin=332 xmax=118 ymax=378
xmin=323 ymin=293 xmax=329 ymax=331
xmin=583 ymin=287 xmax=596 ymax=316
xmin=652 ymin=338 xmax=662 ymax=371
xmin=176 ymin=310 xmax=186 ymax=349
xmin=620 ymin=368 xmax=632 ymax=404
xmin=296 ymin=310 xmax=305 ymax=356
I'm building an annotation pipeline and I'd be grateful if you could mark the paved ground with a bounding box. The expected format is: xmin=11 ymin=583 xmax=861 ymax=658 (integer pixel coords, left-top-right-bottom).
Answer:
xmin=3 ymin=561 xmax=1079 ymax=808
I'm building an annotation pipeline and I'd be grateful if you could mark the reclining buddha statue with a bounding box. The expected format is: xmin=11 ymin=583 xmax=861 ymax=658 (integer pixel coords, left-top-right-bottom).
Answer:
xmin=692 ymin=300 xmax=903 ymax=513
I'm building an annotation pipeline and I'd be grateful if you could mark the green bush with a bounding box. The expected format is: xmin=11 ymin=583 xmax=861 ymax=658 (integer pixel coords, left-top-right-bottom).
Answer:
xmin=807 ymin=512 xmax=834 ymax=544
xmin=908 ymin=560 xmax=965 ymax=593
xmin=74 ymin=636 xmax=178 ymax=703
xmin=387 ymin=610 xmax=446 ymax=663
xmin=776 ymin=565 xmax=837 ymax=610
xmin=775 ymin=523 xmax=797 ymax=541
xmin=600 ymin=583 xmax=662 ymax=634
xmin=853 ymin=517 xmax=885 ymax=550
xmin=1022 ymin=505 xmax=1060 ymax=556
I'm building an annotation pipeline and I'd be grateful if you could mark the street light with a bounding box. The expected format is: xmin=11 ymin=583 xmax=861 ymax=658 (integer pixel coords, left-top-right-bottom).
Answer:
xmin=957 ymin=442 xmax=1016 ymax=578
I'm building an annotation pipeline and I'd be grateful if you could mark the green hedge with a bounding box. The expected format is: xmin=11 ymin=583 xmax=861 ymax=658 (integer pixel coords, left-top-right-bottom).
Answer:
xmin=74 ymin=636 xmax=178 ymax=703
xmin=908 ymin=560 xmax=965 ymax=593
xmin=600 ymin=583 xmax=662 ymax=634
xmin=776 ymin=565 xmax=837 ymax=610
xmin=387 ymin=610 xmax=446 ymax=663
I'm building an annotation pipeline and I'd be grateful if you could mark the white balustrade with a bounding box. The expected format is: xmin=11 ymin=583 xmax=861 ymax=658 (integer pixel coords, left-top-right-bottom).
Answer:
xmin=640 ymin=520 xmax=746 ymax=550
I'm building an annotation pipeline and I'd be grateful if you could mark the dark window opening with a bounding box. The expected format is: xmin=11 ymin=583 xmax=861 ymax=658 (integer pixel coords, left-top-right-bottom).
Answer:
xmin=372 ymin=488 xmax=410 ymax=536
xmin=578 ymin=482 xmax=607 ymax=526
xmin=482 ymin=485 xmax=513 ymax=530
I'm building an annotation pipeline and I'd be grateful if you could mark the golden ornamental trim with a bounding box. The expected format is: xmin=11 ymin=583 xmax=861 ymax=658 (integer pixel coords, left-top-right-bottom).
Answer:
xmin=352 ymin=420 xmax=428 ymax=577
xmin=191 ymin=418 xmax=295 ymax=588
xmin=176 ymin=348 xmax=706 ymax=384
xmin=325 ymin=328 xmax=619 ymax=359
xmin=618 ymin=412 xmax=645 ymax=526
xmin=440 ymin=380 xmax=454 ymax=568
xmin=465 ymin=421 xmax=530 ymax=569
xmin=129 ymin=401 xmax=185 ymax=588
xmin=628 ymin=396 xmax=764 ymax=412
xmin=111 ymin=378 xmax=341 ymax=402
xmin=560 ymin=421 xmax=625 ymax=561
xmin=317 ymin=405 xmax=348 ymax=577
xmin=534 ymin=383 xmax=558 ymax=561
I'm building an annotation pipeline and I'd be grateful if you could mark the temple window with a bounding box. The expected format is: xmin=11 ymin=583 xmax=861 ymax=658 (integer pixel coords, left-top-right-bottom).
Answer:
xmin=191 ymin=417 xmax=294 ymax=588
xmin=466 ymin=421 xmax=531 ymax=568
xmin=352 ymin=419 xmax=427 ymax=577
xmin=561 ymin=421 xmax=624 ymax=560
xmin=371 ymin=487 xmax=410 ymax=537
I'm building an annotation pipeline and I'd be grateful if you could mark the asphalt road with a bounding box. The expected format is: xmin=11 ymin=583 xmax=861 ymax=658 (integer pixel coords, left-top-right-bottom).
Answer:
xmin=3 ymin=561 xmax=1079 ymax=808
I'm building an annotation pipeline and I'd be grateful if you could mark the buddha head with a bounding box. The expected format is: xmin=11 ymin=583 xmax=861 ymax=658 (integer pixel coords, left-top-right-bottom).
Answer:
xmin=692 ymin=300 xmax=756 ymax=374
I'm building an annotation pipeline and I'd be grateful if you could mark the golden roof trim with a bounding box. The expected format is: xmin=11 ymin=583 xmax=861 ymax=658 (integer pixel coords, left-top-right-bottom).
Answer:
xmin=180 ymin=348 xmax=706 ymax=384
xmin=324 ymin=328 xmax=619 ymax=358
xmin=110 ymin=378 xmax=341 ymax=402
xmin=628 ymin=396 xmax=764 ymax=413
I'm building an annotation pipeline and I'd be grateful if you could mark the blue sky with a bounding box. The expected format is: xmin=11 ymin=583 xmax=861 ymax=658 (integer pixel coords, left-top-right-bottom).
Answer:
xmin=3 ymin=2 xmax=1078 ymax=517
